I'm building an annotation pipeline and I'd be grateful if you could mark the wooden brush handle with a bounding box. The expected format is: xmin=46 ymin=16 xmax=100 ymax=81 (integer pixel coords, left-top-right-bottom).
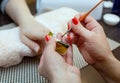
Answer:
xmin=79 ymin=0 xmax=103 ymax=22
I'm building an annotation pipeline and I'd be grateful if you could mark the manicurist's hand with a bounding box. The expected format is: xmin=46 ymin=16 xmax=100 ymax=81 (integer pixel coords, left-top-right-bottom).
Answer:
xmin=67 ymin=14 xmax=120 ymax=83
xmin=38 ymin=35 xmax=81 ymax=83
xmin=68 ymin=14 xmax=113 ymax=65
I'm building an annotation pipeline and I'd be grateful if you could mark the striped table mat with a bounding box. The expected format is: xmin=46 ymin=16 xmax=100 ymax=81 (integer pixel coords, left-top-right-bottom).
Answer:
xmin=0 ymin=45 xmax=87 ymax=83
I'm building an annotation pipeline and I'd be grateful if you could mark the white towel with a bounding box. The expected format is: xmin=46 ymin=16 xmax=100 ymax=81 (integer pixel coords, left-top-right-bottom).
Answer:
xmin=0 ymin=7 xmax=79 ymax=67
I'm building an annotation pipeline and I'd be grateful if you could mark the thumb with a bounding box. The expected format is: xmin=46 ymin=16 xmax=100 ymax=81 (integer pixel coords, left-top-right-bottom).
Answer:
xmin=21 ymin=36 xmax=40 ymax=53
xmin=71 ymin=17 xmax=91 ymax=39
xmin=45 ymin=35 xmax=56 ymax=52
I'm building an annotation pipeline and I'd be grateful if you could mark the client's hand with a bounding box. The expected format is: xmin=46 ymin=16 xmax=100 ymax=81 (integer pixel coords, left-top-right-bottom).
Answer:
xmin=20 ymin=16 xmax=50 ymax=54
xmin=38 ymin=36 xmax=81 ymax=83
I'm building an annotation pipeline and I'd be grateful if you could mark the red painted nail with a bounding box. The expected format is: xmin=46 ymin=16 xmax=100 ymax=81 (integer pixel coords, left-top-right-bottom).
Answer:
xmin=67 ymin=33 xmax=73 ymax=44
xmin=67 ymin=23 xmax=71 ymax=30
xmin=72 ymin=17 xmax=78 ymax=25
xmin=67 ymin=33 xmax=72 ymax=43
xmin=67 ymin=33 xmax=71 ymax=41
xmin=45 ymin=35 xmax=50 ymax=42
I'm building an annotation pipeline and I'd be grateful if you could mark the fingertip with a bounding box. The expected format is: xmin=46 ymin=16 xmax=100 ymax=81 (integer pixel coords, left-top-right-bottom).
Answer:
xmin=45 ymin=35 xmax=51 ymax=42
xmin=61 ymin=35 xmax=68 ymax=44
xmin=45 ymin=36 xmax=56 ymax=50
xmin=56 ymin=33 xmax=62 ymax=40
xmin=72 ymin=17 xmax=79 ymax=25
xmin=67 ymin=21 xmax=72 ymax=30
xmin=34 ymin=44 xmax=40 ymax=53
xmin=69 ymin=32 xmax=74 ymax=41
xmin=67 ymin=32 xmax=74 ymax=44
xmin=21 ymin=36 xmax=40 ymax=53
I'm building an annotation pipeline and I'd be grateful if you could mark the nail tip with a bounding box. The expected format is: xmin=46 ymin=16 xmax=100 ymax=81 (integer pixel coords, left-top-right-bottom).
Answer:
xmin=34 ymin=46 xmax=39 ymax=53
xmin=45 ymin=35 xmax=51 ymax=42
xmin=72 ymin=17 xmax=78 ymax=25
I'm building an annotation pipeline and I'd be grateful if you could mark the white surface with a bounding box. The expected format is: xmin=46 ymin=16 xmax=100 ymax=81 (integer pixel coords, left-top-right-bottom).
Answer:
xmin=103 ymin=13 xmax=120 ymax=26
xmin=0 ymin=28 xmax=35 ymax=67
xmin=36 ymin=0 xmax=103 ymax=20
xmin=103 ymin=1 xmax=113 ymax=8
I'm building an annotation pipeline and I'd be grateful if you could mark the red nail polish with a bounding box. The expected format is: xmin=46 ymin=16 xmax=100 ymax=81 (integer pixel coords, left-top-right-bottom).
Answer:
xmin=67 ymin=23 xmax=70 ymax=30
xmin=45 ymin=35 xmax=50 ymax=42
xmin=67 ymin=33 xmax=72 ymax=43
xmin=72 ymin=17 xmax=78 ymax=25
xmin=67 ymin=33 xmax=71 ymax=41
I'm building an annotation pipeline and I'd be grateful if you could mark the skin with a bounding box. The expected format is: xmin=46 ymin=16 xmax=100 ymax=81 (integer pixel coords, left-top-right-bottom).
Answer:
xmin=39 ymin=14 xmax=120 ymax=83
xmin=68 ymin=14 xmax=120 ymax=83
xmin=5 ymin=0 xmax=50 ymax=53
xmin=38 ymin=37 xmax=81 ymax=83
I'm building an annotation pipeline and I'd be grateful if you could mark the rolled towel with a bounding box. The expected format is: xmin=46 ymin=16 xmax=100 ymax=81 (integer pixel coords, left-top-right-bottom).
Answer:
xmin=0 ymin=7 xmax=78 ymax=67
xmin=0 ymin=28 xmax=35 ymax=67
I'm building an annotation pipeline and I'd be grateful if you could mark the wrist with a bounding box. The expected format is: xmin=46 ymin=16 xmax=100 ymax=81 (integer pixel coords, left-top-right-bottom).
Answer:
xmin=51 ymin=67 xmax=81 ymax=83
xmin=51 ymin=72 xmax=81 ymax=83
xmin=93 ymin=52 xmax=116 ymax=69
xmin=51 ymin=72 xmax=68 ymax=83
xmin=93 ymin=53 xmax=120 ymax=82
xmin=18 ymin=14 xmax=34 ymax=26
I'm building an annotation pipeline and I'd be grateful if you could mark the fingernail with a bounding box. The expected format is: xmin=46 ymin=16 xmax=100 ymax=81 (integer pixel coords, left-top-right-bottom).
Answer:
xmin=45 ymin=35 xmax=51 ymax=42
xmin=68 ymin=23 xmax=71 ymax=30
xmin=72 ymin=17 xmax=78 ymax=25
xmin=34 ymin=46 xmax=39 ymax=53
xmin=67 ymin=33 xmax=71 ymax=42
xmin=67 ymin=33 xmax=73 ymax=44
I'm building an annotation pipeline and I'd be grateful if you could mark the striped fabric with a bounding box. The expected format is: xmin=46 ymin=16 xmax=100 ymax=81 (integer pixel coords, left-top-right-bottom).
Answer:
xmin=0 ymin=57 xmax=49 ymax=83
xmin=0 ymin=45 xmax=87 ymax=83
